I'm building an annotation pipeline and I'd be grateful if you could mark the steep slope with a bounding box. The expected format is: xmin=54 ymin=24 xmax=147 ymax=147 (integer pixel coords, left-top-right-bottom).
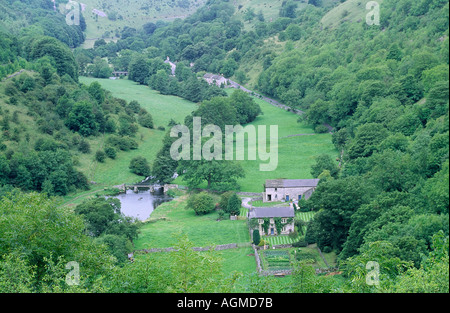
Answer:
xmin=71 ymin=0 xmax=207 ymax=47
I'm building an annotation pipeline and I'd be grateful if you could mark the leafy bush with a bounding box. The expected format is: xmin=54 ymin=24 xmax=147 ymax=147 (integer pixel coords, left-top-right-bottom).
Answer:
xmin=292 ymin=240 xmax=308 ymax=247
xmin=138 ymin=113 xmax=154 ymax=129
xmin=78 ymin=139 xmax=91 ymax=153
xmin=186 ymin=192 xmax=215 ymax=215
xmin=218 ymin=191 xmax=234 ymax=210
xmin=104 ymin=146 xmax=117 ymax=159
xmin=106 ymin=135 xmax=138 ymax=151
xmin=217 ymin=209 xmax=225 ymax=220
xmin=95 ymin=150 xmax=107 ymax=163
xmin=253 ymin=229 xmax=261 ymax=245
xmin=288 ymin=229 xmax=298 ymax=239
xmin=226 ymin=193 xmax=241 ymax=216
xmin=314 ymin=124 xmax=329 ymax=133
xmin=129 ymin=156 xmax=151 ymax=176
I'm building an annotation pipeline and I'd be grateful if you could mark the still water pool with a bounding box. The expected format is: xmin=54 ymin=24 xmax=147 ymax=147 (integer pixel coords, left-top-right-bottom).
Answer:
xmin=112 ymin=188 xmax=172 ymax=221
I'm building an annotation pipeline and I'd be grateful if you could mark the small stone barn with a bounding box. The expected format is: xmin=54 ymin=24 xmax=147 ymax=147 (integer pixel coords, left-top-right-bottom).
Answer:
xmin=262 ymin=179 xmax=320 ymax=202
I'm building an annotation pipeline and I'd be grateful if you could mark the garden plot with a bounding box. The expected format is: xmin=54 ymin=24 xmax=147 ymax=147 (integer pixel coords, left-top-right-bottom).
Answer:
xmin=261 ymin=250 xmax=291 ymax=271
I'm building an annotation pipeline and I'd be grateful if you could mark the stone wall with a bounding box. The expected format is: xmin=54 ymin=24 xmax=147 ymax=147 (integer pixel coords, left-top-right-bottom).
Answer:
xmin=134 ymin=242 xmax=250 ymax=255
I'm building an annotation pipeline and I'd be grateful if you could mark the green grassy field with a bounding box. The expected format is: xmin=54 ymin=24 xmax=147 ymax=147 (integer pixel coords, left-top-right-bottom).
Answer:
xmin=133 ymin=195 xmax=251 ymax=250
xmin=79 ymin=77 xmax=198 ymax=127
xmin=218 ymin=247 xmax=257 ymax=274
xmin=263 ymin=235 xmax=297 ymax=246
xmin=296 ymin=211 xmax=315 ymax=223
xmin=235 ymin=96 xmax=337 ymax=192
xmin=174 ymin=93 xmax=338 ymax=192
xmin=79 ymin=77 xmax=337 ymax=194
xmin=321 ymin=0 xmax=384 ymax=29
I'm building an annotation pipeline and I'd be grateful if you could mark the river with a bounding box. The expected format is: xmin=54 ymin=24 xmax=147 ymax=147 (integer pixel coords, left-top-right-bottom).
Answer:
xmin=112 ymin=187 xmax=173 ymax=221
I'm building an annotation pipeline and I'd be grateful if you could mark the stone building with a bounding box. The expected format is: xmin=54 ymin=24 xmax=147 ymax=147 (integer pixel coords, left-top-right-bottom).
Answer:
xmin=203 ymin=73 xmax=228 ymax=86
xmin=248 ymin=206 xmax=295 ymax=236
xmin=262 ymin=179 xmax=320 ymax=202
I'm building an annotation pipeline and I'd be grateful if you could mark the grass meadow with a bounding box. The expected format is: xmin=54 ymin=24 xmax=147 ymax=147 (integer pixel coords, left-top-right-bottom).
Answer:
xmin=67 ymin=77 xmax=337 ymax=201
xmin=321 ymin=0 xmax=385 ymax=29
xmin=172 ymin=89 xmax=338 ymax=192
xmin=133 ymin=195 xmax=250 ymax=250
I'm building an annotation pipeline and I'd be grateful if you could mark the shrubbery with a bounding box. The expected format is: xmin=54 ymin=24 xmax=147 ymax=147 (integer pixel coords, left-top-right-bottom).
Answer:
xmin=186 ymin=192 xmax=215 ymax=215
xmin=129 ymin=156 xmax=151 ymax=176
xmin=95 ymin=150 xmax=107 ymax=162
xmin=252 ymin=229 xmax=261 ymax=245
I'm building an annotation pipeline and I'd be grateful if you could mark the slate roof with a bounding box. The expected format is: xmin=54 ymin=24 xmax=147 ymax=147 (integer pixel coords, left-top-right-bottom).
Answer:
xmin=265 ymin=179 xmax=320 ymax=188
xmin=203 ymin=73 xmax=224 ymax=80
xmin=248 ymin=206 xmax=295 ymax=219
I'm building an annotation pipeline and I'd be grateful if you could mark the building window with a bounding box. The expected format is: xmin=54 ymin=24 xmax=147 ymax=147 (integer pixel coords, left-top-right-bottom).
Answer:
xmin=281 ymin=218 xmax=287 ymax=223
xmin=258 ymin=219 xmax=263 ymax=224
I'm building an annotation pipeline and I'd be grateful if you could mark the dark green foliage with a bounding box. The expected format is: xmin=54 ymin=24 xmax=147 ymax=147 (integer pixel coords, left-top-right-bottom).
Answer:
xmin=66 ymin=101 xmax=99 ymax=136
xmin=94 ymin=234 xmax=131 ymax=263
xmin=151 ymin=130 xmax=179 ymax=184
xmin=95 ymin=150 xmax=107 ymax=163
xmin=347 ymin=123 xmax=389 ymax=159
xmin=314 ymin=124 xmax=329 ymax=134
xmin=75 ymin=197 xmax=138 ymax=241
xmin=118 ymin=114 xmax=138 ymax=137
xmin=129 ymin=156 xmax=151 ymax=176
xmin=253 ymin=229 xmax=261 ymax=245
xmin=226 ymin=193 xmax=241 ymax=216
xmin=229 ymin=90 xmax=262 ymax=124
xmin=78 ymin=139 xmax=91 ymax=153
xmin=178 ymin=158 xmax=244 ymax=191
xmin=186 ymin=191 xmax=215 ymax=215
xmin=310 ymin=154 xmax=340 ymax=179
xmin=4 ymin=149 xmax=88 ymax=196
xmin=27 ymin=36 xmax=78 ymax=81
xmin=138 ymin=113 xmax=154 ymax=129
xmin=88 ymin=57 xmax=112 ymax=78
xmin=279 ymin=0 xmax=298 ymax=18
xmin=218 ymin=191 xmax=234 ymax=211
xmin=104 ymin=146 xmax=117 ymax=159
xmin=105 ymin=135 xmax=138 ymax=151
xmin=87 ymin=82 xmax=106 ymax=104
xmin=128 ymin=55 xmax=150 ymax=84
xmin=0 ymin=192 xmax=114 ymax=292
xmin=306 ymin=176 xmax=376 ymax=252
